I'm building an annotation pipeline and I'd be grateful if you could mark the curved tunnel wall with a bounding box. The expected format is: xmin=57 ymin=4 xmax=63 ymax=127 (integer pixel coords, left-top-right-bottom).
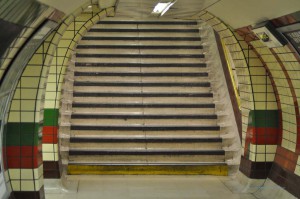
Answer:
xmin=193 ymin=10 xmax=300 ymax=197
xmin=0 ymin=3 xmax=300 ymax=199
xmin=0 ymin=1 xmax=116 ymax=198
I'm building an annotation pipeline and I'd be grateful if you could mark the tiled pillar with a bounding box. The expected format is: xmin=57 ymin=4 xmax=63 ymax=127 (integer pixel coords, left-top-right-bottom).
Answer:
xmin=42 ymin=109 xmax=60 ymax=178
xmin=240 ymin=110 xmax=279 ymax=178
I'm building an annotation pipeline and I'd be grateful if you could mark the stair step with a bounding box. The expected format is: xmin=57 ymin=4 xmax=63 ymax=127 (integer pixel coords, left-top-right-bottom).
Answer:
xmin=70 ymin=130 xmax=221 ymax=138
xmin=73 ymin=82 xmax=210 ymax=87
xmin=79 ymin=40 xmax=202 ymax=46
xmin=70 ymin=125 xmax=220 ymax=131
xmin=71 ymin=114 xmax=217 ymax=119
xmin=85 ymin=32 xmax=199 ymax=38
xmin=69 ymin=137 xmax=222 ymax=143
xmin=76 ymin=49 xmax=204 ymax=56
xmin=82 ymin=36 xmax=201 ymax=41
xmin=69 ymin=150 xmax=225 ymax=156
xmin=74 ymin=72 xmax=208 ymax=77
xmin=73 ymin=92 xmax=213 ymax=97
xmin=75 ymin=63 xmax=207 ymax=67
xmin=72 ymin=103 xmax=215 ymax=108
xmin=76 ymin=45 xmax=203 ymax=49
xmin=97 ymin=21 xmax=198 ymax=25
xmin=76 ymin=53 xmax=204 ymax=59
xmin=89 ymin=28 xmax=199 ymax=33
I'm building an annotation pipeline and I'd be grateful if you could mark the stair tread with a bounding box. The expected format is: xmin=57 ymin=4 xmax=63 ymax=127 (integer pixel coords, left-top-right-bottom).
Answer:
xmin=97 ymin=21 xmax=198 ymax=25
xmin=69 ymin=137 xmax=222 ymax=142
xmin=71 ymin=103 xmax=215 ymax=108
xmin=77 ymin=45 xmax=203 ymax=49
xmin=75 ymin=63 xmax=207 ymax=67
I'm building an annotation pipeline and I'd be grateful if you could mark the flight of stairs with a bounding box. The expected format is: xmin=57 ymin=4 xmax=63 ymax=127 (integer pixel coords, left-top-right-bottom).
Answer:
xmin=62 ymin=20 xmax=229 ymax=175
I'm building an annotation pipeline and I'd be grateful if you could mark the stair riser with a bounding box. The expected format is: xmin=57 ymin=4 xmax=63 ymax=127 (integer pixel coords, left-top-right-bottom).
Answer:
xmin=79 ymin=40 xmax=202 ymax=46
xmin=71 ymin=118 xmax=218 ymax=126
xmin=73 ymin=97 xmax=213 ymax=104
xmin=76 ymin=49 xmax=204 ymax=55
xmin=75 ymin=57 xmax=204 ymax=64
xmin=74 ymin=76 xmax=210 ymax=83
xmin=74 ymin=67 xmax=207 ymax=73
xmin=71 ymin=130 xmax=221 ymax=138
xmin=72 ymin=108 xmax=215 ymax=115
xmin=93 ymin=24 xmax=199 ymax=29
xmin=85 ymin=32 xmax=199 ymax=37
xmin=69 ymin=155 xmax=224 ymax=163
xmin=69 ymin=143 xmax=222 ymax=150
xmin=73 ymin=86 xmax=211 ymax=93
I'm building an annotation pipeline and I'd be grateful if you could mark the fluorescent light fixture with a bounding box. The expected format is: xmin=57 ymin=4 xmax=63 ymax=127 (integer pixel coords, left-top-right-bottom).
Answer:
xmin=152 ymin=1 xmax=176 ymax=16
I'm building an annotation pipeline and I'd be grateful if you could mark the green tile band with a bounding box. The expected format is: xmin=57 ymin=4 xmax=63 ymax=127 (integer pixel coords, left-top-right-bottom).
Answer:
xmin=43 ymin=109 xmax=59 ymax=126
xmin=5 ymin=123 xmax=40 ymax=146
xmin=248 ymin=110 xmax=279 ymax=128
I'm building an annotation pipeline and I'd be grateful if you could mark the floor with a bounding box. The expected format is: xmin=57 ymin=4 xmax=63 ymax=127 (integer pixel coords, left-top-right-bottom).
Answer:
xmin=45 ymin=175 xmax=257 ymax=199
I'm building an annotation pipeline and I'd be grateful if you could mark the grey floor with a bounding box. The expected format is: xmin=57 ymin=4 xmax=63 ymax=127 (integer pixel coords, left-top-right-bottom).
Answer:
xmin=45 ymin=175 xmax=257 ymax=199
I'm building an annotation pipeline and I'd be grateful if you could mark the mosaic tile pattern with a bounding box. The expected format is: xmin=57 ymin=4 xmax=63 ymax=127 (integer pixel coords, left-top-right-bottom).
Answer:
xmin=42 ymin=5 xmax=114 ymax=179
xmin=194 ymin=12 xmax=279 ymax=169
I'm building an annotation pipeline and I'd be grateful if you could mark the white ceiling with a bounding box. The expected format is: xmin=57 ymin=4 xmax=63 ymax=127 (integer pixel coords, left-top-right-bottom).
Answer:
xmin=115 ymin=0 xmax=218 ymax=19
xmin=206 ymin=0 xmax=300 ymax=29
xmin=38 ymin=0 xmax=300 ymax=29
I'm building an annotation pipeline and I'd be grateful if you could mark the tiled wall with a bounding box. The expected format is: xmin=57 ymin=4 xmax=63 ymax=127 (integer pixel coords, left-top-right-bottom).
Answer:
xmin=1 ymin=2 xmax=115 ymax=199
xmin=3 ymin=35 xmax=54 ymax=198
xmin=192 ymin=11 xmax=279 ymax=178
xmin=235 ymin=14 xmax=300 ymax=197
xmin=42 ymin=4 xmax=115 ymax=178
xmin=0 ymin=8 xmax=54 ymax=80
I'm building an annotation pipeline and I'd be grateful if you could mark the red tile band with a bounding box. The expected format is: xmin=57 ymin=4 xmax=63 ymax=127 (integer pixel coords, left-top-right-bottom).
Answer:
xmin=42 ymin=126 xmax=58 ymax=144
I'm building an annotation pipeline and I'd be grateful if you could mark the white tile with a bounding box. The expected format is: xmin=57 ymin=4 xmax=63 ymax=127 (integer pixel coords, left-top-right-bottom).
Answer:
xmin=43 ymin=144 xmax=58 ymax=153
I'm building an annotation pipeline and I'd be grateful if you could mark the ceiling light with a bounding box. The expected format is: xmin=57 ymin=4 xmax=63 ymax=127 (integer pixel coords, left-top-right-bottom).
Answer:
xmin=152 ymin=1 xmax=176 ymax=16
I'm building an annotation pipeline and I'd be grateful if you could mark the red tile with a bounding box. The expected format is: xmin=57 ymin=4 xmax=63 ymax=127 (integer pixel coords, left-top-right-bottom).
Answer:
xmin=7 ymin=157 xmax=40 ymax=169
xmin=42 ymin=135 xmax=58 ymax=144
xmin=249 ymin=127 xmax=279 ymax=145
xmin=43 ymin=126 xmax=58 ymax=135
xmin=6 ymin=146 xmax=39 ymax=157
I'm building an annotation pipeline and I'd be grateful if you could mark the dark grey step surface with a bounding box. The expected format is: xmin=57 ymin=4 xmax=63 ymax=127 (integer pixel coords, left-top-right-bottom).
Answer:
xmin=76 ymin=54 xmax=204 ymax=58
xmin=82 ymin=37 xmax=201 ymax=41
xmin=69 ymin=137 xmax=222 ymax=143
xmin=76 ymin=45 xmax=203 ymax=49
xmin=97 ymin=21 xmax=198 ymax=25
xmin=73 ymin=82 xmax=210 ymax=87
xmin=75 ymin=63 xmax=207 ymax=67
xmin=89 ymin=29 xmax=199 ymax=33
xmin=73 ymin=92 xmax=213 ymax=97
xmin=70 ymin=125 xmax=220 ymax=131
xmin=69 ymin=150 xmax=225 ymax=156
xmin=71 ymin=114 xmax=218 ymax=119
xmin=74 ymin=72 xmax=208 ymax=77
xmin=72 ymin=103 xmax=216 ymax=108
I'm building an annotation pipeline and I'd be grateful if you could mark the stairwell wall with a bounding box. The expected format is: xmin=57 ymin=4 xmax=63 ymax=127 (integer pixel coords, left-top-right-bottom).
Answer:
xmin=192 ymin=11 xmax=279 ymax=178
xmin=1 ymin=2 xmax=115 ymax=199
xmin=193 ymin=10 xmax=300 ymax=198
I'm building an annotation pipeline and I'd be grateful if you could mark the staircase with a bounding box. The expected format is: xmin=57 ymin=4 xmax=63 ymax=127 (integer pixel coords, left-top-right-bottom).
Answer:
xmin=63 ymin=20 xmax=229 ymax=175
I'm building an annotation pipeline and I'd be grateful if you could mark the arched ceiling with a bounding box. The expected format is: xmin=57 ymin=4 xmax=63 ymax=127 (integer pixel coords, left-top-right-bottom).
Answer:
xmin=38 ymin=0 xmax=300 ymax=29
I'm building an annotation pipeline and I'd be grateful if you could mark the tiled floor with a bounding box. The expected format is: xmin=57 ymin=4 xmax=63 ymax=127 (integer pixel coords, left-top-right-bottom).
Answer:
xmin=45 ymin=175 xmax=257 ymax=199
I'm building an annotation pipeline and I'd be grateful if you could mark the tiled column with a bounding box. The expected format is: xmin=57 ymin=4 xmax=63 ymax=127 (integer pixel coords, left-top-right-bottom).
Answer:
xmin=5 ymin=44 xmax=48 ymax=198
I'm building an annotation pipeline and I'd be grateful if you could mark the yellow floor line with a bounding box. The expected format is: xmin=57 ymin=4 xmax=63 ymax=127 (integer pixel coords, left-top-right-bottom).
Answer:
xmin=68 ymin=165 xmax=228 ymax=175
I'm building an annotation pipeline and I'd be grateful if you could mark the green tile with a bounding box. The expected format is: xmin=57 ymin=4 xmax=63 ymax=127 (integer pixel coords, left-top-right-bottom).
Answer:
xmin=4 ymin=123 xmax=40 ymax=146
xmin=43 ymin=109 xmax=59 ymax=126
xmin=248 ymin=110 xmax=279 ymax=128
